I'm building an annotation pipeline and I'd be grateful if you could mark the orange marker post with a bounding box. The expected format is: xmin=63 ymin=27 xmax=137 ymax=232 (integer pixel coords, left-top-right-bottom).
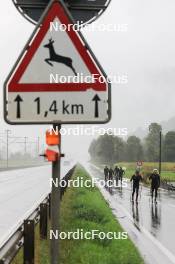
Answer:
xmin=46 ymin=130 xmax=60 ymax=146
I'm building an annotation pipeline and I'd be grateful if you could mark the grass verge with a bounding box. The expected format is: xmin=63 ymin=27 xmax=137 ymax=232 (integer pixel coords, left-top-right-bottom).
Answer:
xmin=12 ymin=165 xmax=143 ymax=264
xmin=113 ymin=162 xmax=175 ymax=182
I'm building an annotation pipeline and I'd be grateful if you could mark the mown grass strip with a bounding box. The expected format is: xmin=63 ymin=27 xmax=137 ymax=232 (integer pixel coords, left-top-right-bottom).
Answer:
xmin=59 ymin=165 xmax=143 ymax=264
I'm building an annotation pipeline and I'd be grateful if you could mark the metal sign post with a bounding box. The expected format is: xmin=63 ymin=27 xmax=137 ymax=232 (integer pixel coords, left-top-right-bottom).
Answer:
xmin=50 ymin=124 xmax=61 ymax=264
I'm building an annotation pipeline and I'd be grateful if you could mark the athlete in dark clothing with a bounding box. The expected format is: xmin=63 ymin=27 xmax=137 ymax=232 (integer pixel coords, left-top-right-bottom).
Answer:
xmin=107 ymin=167 xmax=114 ymax=188
xmin=130 ymin=170 xmax=142 ymax=203
xmin=149 ymin=169 xmax=160 ymax=203
xmin=119 ymin=167 xmax=125 ymax=182
xmin=114 ymin=166 xmax=120 ymax=182
xmin=108 ymin=167 xmax=114 ymax=180
xmin=104 ymin=166 xmax=109 ymax=182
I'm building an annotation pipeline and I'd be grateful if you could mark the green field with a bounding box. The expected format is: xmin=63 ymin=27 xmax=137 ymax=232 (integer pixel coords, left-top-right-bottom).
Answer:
xmin=115 ymin=162 xmax=175 ymax=182
xmin=13 ymin=166 xmax=143 ymax=264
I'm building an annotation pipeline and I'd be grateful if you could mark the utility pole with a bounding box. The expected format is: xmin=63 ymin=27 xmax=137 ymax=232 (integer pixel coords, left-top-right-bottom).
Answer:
xmin=24 ymin=136 xmax=28 ymax=155
xmin=5 ymin=129 xmax=11 ymax=168
xmin=37 ymin=137 xmax=40 ymax=156
xmin=159 ymin=130 xmax=162 ymax=176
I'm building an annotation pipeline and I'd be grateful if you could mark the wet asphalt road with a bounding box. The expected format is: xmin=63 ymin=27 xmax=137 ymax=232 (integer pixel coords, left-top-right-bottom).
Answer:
xmin=0 ymin=162 xmax=75 ymax=247
xmin=84 ymin=163 xmax=175 ymax=264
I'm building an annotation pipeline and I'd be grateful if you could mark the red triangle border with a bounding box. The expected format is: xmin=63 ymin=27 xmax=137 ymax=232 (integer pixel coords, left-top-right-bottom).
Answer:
xmin=8 ymin=2 xmax=107 ymax=92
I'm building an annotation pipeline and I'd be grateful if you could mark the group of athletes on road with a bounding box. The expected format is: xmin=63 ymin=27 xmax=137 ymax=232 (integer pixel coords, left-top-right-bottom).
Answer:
xmin=104 ymin=166 xmax=125 ymax=182
xmin=104 ymin=165 xmax=160 ymax=204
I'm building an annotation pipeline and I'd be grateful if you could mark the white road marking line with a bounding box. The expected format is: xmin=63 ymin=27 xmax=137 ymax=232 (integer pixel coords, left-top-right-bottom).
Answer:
xmin=113 ymin=200 xmax=175 ymax=264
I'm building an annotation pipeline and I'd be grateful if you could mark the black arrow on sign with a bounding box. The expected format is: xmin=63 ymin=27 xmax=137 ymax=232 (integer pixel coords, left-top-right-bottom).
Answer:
xmin=92 ymin=94 xmax=101 ymax=118
xmin=14 ymin=95 xmax=23 ymax=118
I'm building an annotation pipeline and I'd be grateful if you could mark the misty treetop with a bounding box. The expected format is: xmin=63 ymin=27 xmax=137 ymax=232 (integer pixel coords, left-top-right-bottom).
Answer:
xmin=88 ymin=123 xmax=175 ymax=163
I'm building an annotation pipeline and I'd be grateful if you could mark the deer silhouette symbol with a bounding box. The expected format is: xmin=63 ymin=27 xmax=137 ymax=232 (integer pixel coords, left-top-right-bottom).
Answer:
xmin=44 ymin=38 xmax=77 ymax=75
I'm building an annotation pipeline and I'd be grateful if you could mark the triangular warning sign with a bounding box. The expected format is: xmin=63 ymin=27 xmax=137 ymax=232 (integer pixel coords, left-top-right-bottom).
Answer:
xmin=4 ymin=0 xmax=111 ymax=125
xmin=8 ymin=0 xmax=107 ymax=92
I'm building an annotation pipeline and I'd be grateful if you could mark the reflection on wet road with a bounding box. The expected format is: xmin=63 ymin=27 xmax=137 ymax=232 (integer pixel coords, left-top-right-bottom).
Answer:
xmin=84 ymin=163 xmax=175 ymax=264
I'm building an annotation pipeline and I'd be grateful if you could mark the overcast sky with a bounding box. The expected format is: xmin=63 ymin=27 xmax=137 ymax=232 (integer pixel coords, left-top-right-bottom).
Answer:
xmin=1 ymin=0 xmax=175 ymax=160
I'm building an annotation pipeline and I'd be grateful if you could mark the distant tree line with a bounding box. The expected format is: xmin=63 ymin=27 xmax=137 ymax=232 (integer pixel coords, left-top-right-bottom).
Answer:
xmin=88 ymin=123 xmax=175 ymax=163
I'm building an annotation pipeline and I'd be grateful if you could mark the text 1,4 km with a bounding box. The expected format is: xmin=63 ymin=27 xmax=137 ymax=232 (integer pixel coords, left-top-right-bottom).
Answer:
xmin=34 ymin=97 xmax=84 ymax=117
